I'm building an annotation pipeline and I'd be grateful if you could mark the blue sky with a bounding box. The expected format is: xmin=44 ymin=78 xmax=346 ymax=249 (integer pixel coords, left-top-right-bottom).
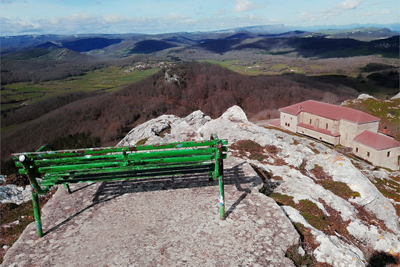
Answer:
xmin=0 ymin=0 xmax=398 ymax=36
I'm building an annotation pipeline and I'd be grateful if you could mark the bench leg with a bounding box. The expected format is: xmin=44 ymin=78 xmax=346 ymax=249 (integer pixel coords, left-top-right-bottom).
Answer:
xmin=64 ymin=184 xmax=71 ymax=194
xmin=31 ymin=190 xmax=43 ymax=237
xmin=218 ymin=176 xmax=225 ymax=220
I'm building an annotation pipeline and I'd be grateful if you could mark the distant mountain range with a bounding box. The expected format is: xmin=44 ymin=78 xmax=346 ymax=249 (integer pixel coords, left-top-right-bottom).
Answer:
xmin=0 ymin=24 xmax=398 ymax=62
xmin=1 ymin=24 xmax=398 ymax=49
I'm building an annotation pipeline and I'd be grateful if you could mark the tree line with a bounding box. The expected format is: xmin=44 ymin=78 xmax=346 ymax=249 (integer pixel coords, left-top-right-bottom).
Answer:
xmin=1 ymin=61 xmax=360 ymax=171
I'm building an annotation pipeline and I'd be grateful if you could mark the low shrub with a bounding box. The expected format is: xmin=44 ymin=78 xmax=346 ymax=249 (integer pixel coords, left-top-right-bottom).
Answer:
xmin=3 ymin=174 xmax=30 ymax=187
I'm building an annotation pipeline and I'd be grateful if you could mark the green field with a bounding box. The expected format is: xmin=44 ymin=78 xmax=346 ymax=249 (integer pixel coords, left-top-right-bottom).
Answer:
xmin=198 ymin=59 xmax=327 ymax=76
xmin=1 ymin=66 xmax=160 ymax=116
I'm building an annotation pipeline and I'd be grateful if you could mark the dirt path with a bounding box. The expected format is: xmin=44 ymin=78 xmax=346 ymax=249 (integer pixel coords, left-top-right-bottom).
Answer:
xmin=2 ymin=157 xmax=299 ymax=267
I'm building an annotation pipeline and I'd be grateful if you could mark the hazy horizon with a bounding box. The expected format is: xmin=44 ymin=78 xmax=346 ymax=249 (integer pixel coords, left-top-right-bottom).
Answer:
xmin=0 ymin=0 xmax=398 ymax=36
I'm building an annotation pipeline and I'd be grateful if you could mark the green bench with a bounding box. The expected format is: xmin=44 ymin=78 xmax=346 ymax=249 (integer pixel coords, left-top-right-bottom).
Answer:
xmin=12 ymin=134 xmax=228 ymax=237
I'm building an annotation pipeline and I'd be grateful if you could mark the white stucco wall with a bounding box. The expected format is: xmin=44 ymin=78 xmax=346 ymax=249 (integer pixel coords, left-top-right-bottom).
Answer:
xmin=353 ymin=142 xmax=400 ymax=170
xmin=339 ymin=120 xmax=379 ymax=147
xmin=280 ymin=112 xmax=298 ymax=133
xmin=299 ymin=112 xmax=339 ymax=135
xmin=297 ymin=125 xmax=340 ymax=145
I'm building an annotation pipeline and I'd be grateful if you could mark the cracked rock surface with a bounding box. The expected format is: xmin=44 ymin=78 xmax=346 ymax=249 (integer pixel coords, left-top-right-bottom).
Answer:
xmin=3 ymin=105 xmax=399 ymax=267
xmin=2 ymin=157 xmax=299 ymax=267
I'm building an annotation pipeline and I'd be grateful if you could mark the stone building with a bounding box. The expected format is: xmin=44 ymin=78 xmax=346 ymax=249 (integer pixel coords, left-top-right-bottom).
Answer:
xmin=279 ymin=100 xmax=400 ymax=170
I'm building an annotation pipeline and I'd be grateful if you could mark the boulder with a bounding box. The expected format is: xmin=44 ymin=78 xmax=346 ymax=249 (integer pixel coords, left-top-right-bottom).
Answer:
xmin=391 ymin=92 xmax=400 ymax=100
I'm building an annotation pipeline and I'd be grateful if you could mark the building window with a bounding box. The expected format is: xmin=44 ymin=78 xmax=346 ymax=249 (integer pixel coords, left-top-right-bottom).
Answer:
xmin=355 ymin=147 xmax=358 ymax=153
xmin=367 ymin=152 xmax=370 ymax=157
xmin=319 ymin=137 xmax=322 ymax=140
xmin=309 ymin=119 xmax=312 ymax=124
xmin=326 ymin=123 xmax=328 ymax=130
xmin=387 ymin=151 xmax=391 ymax=157
xmin=288 ymin=123 xmax=290 ymax=127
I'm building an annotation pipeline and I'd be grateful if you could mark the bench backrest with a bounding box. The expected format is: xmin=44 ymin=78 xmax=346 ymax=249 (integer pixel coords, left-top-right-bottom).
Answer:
xmin=12 ymin=137 xmax=228 ymax=191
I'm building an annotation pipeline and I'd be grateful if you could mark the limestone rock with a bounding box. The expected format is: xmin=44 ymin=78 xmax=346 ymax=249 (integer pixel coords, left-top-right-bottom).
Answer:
xmin=3 ymin=105 xmax=399 ymax=267
xmin=183 ymin=110 xmax=211 ymax=129
xmin=118 ymin=114 xmax=179 ymax=146
xmin=0 ymin=184 xmax=32 ymax=205
xmin=220 ymin=105 xmax=248 ymax=122
xmin=391 ymin=92 xmax=400 ymax=99
xmin=357 ymin=94 xmax=375 ymax=100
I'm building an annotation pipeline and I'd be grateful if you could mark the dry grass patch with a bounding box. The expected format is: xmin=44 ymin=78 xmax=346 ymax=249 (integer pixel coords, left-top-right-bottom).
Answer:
xmin=229 ymin=140 xmax=279 ymax=162
xmin=0 ymin=188 xmax=57 ymax=263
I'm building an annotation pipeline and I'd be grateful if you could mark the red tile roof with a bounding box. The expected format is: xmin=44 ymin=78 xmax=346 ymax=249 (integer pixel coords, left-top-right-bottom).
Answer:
xmin=298 ymin=123 xmax=341 ymax=137
xmin=279 ymin=100 xmax=380 ymax=124
xmin=268 ymin=119 xmax=280 ymax=127
xmin=354 ymin=130 xmax=400 ymax=150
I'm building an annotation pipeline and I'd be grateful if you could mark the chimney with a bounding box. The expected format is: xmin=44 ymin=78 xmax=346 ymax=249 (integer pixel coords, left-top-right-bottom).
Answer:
xmin=382 ymin=126 xmax=388 ymax=134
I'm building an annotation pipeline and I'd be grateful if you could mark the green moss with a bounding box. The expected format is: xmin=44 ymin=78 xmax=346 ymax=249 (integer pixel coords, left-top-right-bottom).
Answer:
xmin=351 ymin=161 xmax=363 ymax=170
xmin=135 ymin=138 xmax=149 ymax=146
xmin=373 ymin=178 xmax=400 ymax=202
xmin=269 ymin=192 xmax=295 ymax=207
xmin=249 ymin=152 xmax=267 ymax=162
xmin=297 ymin=199 xmax=330 ymax=231
xmin=389 ymin=175 xmax=400 ymax=183
xmin=320 ymin=180 xmax=361 ymax=199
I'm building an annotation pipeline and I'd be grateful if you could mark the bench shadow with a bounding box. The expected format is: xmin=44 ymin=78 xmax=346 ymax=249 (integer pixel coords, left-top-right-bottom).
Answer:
xmin=44 ymin=163 xmax=261 ymax=236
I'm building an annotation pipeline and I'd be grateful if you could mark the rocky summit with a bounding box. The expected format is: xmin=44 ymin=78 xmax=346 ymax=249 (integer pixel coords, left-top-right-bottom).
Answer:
xmin=2 ymin=106 xmax=399 ymax=267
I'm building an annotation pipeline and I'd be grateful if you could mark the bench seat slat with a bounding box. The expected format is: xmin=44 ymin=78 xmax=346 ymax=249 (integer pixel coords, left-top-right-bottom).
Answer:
xmin=37 ymin=154 xmax=216 ymax=174
xmin=40 ymin=164 xmax=215 ymax=185
xmin=42 ymin=161 xmax=214 ymax=180
xmin=18 ymin=154 xmax=227 ymax=178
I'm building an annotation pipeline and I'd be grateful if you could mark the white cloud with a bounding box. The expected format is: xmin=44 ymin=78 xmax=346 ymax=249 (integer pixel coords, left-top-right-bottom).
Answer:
xmin=296 ymin=0 xmax=366 ymax=23
xmin=232 ymin=0 xmax=264 ymax=13
xmin=166 ymin=13 xmax=190 ymax=21
xmin=214 ymin=8 xmax=225 ymax=16
xmin=336 ymin=0 xmax=363 ymax=10
xmin=49 ymin=17 xmax=59 ymax=25
xmin=103 ymin=14 xmax=129 ymax=23
xmin=296 ymin=12 xmax=311 ymax=22
xmin=362 ymin=10 xmax=392 ymax=17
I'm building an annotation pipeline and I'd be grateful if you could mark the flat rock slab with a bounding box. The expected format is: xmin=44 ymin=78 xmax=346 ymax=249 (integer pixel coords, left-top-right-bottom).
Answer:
xmin=2 ymin=157 xmax=299 ymax=267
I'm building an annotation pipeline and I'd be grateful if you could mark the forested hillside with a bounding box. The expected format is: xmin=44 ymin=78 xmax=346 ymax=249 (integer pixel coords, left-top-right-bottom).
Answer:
xmin=1 ymin=62 xmax=361 ymax=166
